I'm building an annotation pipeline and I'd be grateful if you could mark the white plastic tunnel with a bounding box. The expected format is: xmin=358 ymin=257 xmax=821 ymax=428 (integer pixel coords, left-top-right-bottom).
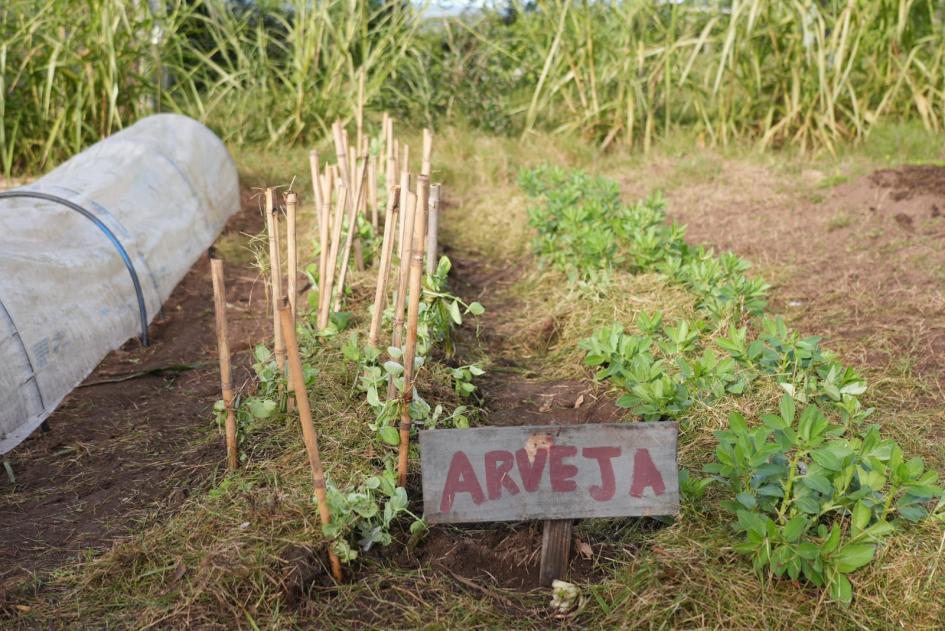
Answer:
xmin=0 ymin=114 xmax=240 ymax=454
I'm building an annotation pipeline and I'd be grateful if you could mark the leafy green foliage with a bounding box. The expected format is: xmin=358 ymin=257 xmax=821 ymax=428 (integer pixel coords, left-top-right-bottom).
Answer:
xmin=706 ymin=400 xmax=944 ymax=605
xmin=528 ymin=167 xmax=945 ymax=605
xmin=324 ymin=465 xmax=424 ymax=563
xmin=579 ymin=315 xmax=750 ymax=422
xmin=521 ymin=166 xmax=768 ymax=321
xmin=450 ymin=364 xmax=485 ymax=398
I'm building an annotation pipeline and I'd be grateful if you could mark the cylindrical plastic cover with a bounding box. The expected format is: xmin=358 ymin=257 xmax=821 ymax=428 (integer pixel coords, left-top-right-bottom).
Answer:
xmin=0 ymin=114 xmax=239 ymax=454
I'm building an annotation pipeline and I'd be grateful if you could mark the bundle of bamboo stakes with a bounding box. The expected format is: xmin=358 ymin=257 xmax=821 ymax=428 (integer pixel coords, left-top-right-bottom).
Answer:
xmin=310 ymin=116 xmax=436 ymax=488
xmin=209 ymin=110 xmax=438 ymax=582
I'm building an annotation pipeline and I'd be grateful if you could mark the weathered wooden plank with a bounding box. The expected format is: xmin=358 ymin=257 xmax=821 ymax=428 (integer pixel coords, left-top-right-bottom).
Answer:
xmin=419 ymin=423 xmax=679 ymax=524
xmin=539 ymin=519 xmax=572 ymax=587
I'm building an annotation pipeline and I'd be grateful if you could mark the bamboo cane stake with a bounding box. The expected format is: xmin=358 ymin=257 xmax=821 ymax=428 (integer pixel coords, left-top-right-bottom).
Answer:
xmin=368 ymin=154 xmax=378 ymax=231
xmin=426 ymin=183 xmax=440 ymax=277
xmin=332 ymin=122 xmax=352 ymax=193
xmin=353 ymin=147 xmax=367 ymax=272
xmin=421 ymin=128 xmax=433 ymax=177
xmin=312 ymin=152 xmax=331 ymax=307
xmin=309 ymin=149 xmax=325 ymax=231
xmin=210 ymin=258 xmax=238 ymax=471
xmin=286 ymin=191 xmax=299 ymax=321
xmin=285 ymin=191 xmax=299 ymax=412
xmin=266 ymin=189 xmax=286 ymax=373
xmin=391 ymin=139 xmax=404 ymax=186
xmin=356 ymin=66 xmax=365 ymax=153
xmin=396 ymin=157 xmax=410 ymax=261
xmin=387 ymin=187 xmax=416 ymax=399
xmin=397 ymin=175 xmax=429 ymax=487
xmin=368 ymin=185 xmax=401 ymax=348
xmin=334 ymin=157 xmax=370 ymax=312
xmin=385 ymin=116 xmax=396 ymax=201
xmin=278 ymin=299 xmax=342 ymax=582
xmin=395 ymin=168 xmax=411 ymax=264
xmin=397 ymin=144 xmax=410 ymax=252
xmin=319 ymin=184 xmax=348 ymax=330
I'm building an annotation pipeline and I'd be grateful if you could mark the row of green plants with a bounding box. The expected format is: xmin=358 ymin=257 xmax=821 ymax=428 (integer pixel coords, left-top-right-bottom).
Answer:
xmin=6 ymin=0 xmax=945 ymax=177
xmin=521 ymin=166 xmax=945 ymax=605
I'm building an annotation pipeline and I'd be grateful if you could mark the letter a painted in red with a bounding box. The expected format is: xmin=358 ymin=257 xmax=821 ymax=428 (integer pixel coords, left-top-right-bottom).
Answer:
xmin=440 ymin=451 xmax=486 ymax=512
xmin=629 ymin=448 xmax=666 ymax=498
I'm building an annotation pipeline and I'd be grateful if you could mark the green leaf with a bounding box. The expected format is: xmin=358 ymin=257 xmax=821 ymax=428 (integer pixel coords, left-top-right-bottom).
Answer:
xmin=782 ymin=515 xmax=808 ymax=542
xmin=779 ymin=394 xmax=795 ymax=425
xmin=834 ymin=543 xmax=875 ymax=574
xmin=851 ymin=501 xmax=870 ymax=535
xmin=736 ymin=492 xmax=756 ymax=509
xmin=829 ymin=574 xmax=853 ymax=605
xmin=897 ymin=505 xmax=928 ymax=522
xmin=802 ymin=473 xmax=833 ymax=496
xmin=366 ymin=386 xmax=382 ymax=408
xmin=448 ymin=300 xmax=463 ymax=325
xmin=247 ymin=398 xmax=277 ymax=419
xmin=811 ymin=448 xmax=843 ymax=472
xmin=378 ymin=426 xmax=400 ymax=446
xmin=467 ymin=301 xmax=485 ymax=316
xmin=729 ymin=411 xmax=748 ymax=434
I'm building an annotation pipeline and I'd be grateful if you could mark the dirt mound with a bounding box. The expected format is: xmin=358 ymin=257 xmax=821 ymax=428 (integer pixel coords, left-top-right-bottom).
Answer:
xmin=869 ymin=164 xmax=945 ymax=201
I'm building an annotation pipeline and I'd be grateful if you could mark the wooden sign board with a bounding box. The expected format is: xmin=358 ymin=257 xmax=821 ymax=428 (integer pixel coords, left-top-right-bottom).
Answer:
xmin=420 ymin=423 xmax=679 ymax=524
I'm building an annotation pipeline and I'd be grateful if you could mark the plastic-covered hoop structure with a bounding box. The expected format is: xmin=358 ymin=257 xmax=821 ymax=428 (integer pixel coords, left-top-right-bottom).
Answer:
xmin=0 ymin=114 xmax=240 ymax=454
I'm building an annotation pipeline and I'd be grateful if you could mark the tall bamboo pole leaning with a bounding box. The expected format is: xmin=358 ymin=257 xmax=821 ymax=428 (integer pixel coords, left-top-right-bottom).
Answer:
xmin=265 ymin=189 xmax=286 ymax=373
xmin=332 ymin=122 xmax=353 ymax=193
xmin=318 ymin=184 xmax=348 ymax=330
xmin=368 ymin=185 xmax=401 ymax=348
xmin=278 ymin=298 xmax=343 ymax=582
xmin=210 ymin=258 xmax=238 ymax=470
xmin=387 ymin=183 xmax=416 ymax=399
xmin=426 ymin=183 xmax=440 ymax=277
xmin=397 ymin=176 xmax=429 ymax=487
xmin=333 ymin=157 xmax=370 ymax=312
xmin=284 ymin=191 xmax=299 ymax=412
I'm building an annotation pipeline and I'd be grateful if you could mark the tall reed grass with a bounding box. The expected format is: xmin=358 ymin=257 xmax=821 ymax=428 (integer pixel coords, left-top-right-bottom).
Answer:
xmin=0 ymin=0 xmax=420 ymax=176
xmin=2 ymin=0 xmax=943 ymax=177
xmin=459 ymin=0 xmax=945 ymax=152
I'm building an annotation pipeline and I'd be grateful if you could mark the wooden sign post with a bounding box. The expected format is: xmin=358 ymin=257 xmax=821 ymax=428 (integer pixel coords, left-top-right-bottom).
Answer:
xmin=420 ymin=423 xmax=679 ymax=585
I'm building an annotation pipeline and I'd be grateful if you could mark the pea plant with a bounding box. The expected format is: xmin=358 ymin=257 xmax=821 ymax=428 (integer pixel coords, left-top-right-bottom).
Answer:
xmin=315 ymin=255 xmax=484 ymax=561
xmin=213 ymin=344 xmax=317 ymax=459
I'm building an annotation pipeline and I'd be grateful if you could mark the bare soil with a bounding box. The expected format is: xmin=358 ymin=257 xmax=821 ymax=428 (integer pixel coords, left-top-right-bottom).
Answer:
xmin=0 ymin=191 xmax=269 ymax=590
xmin=621 ymin=163 xmax=945 ymax=406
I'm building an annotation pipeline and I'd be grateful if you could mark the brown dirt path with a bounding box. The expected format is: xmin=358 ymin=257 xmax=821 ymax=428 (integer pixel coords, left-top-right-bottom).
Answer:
xmin=0 ymin=191 xmax=269 ymax=592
